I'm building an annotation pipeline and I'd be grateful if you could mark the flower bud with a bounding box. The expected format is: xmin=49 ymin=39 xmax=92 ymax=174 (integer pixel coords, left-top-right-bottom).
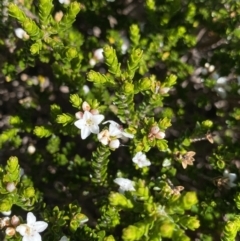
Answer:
xmin=98 ymin=130 xmax=110 ymax=145
xmin=27 ymin=144 xmax=36 ymax=155
xmin=82 ymin=101 xmax=91 ymax=111
xmin=54 ymin=11 xmax=63 ymax=22
xmin=155 ymin=131 xmax=165 ymax=139
xmin=75 ymin=111 xmax=83 ymax=119
xmin=90 ymin=109 xmax=99 ymax=115
xmin=160 ymin=87 xmax=170 ymax=94
xmin=0 ymin=217 xmax=10 ymax=228
xmin=109 ymin=139 xmax=120 ymax=149
xmin=151 ymin=126 xmax=160 ymax=135
xmin=5 ymin=227 xmax=16 ymax=236
xmin=6 ymin=182 xmax=16 ymax=192
xmin=11 ymin=215 xmax=20 ymax=226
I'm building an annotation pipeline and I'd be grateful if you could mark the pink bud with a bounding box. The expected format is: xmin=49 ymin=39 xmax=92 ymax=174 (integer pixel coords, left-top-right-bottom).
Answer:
xmin=75 ymin=111 xmax=83 ymax=119
xmin=5 ymin=227 xmax=16 ymax=236
xmin=11 ymin=215 xmax=20 ymax=226
xmin=82 ymin=101 xmax=91 ymax=111
xmin=155 ymin=131 xmax=165 ymax=139
xmin=6 ymin=182 xmax=16 ymax=192
xmin=109 ymin=139 xmax=120 ymax=149
xmin=91 ymin=109 xmax=99 ymax=115
xmin=151 ymin=126 xmax=160 ymax=135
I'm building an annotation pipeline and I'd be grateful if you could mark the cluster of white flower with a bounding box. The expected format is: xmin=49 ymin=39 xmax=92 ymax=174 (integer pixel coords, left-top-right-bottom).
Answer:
xmin=74 ymin=102 xmax=133 ymax=148
xmin=1 ymin=212 xmax=69 ymax=241
xmin=73 ymin=101 xmax=166 ymax=193
xmin=74 ymin=101 xmax=105 ymax=139
xmin=98 ymin=120 xmax=134 ymax=149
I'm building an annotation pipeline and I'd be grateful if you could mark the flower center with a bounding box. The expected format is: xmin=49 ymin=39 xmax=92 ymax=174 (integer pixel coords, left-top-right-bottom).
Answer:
xmin=86 ymin=118 xmax=93 ymax=126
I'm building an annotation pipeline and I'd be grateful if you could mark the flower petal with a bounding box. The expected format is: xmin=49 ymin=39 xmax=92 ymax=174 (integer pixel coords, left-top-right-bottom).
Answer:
xmin=27 ymin=212 xmax=36 ymax=225
xmin=121 ymin=131 xmax=134 ymax=139
xmin=109 ymin=139 xmax=120 ymax=149
xmin=23 ymin=236 xmax=33 ymax=241
xmin=74 ymin=119 xmax=85 ymax=129
xmin=33 ymin=221 xmax=48 ymax=233
xmin=31 ymin=232 xmax=42 ymax=241
xmin=103 ymin=120 xmax=119 ymax=126
xmin=92 ymin=114 xmax=105 ymax=124
xmin=81 ymin=128 xmax=91 ymax=139
xmin=83 ymin=110 xmax=92 ymax=119
xmin=16 ymin=224 xmax=27 ymax=236
xmin=114 ymin=178 xmax=135 ymax=192
xmin=89 ymin=124 xmax=99 ymax=134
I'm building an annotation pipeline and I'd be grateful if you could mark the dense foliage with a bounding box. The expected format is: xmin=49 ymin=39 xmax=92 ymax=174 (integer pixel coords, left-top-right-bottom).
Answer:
xmin=1 ymin=0 xmax=240 ymax=240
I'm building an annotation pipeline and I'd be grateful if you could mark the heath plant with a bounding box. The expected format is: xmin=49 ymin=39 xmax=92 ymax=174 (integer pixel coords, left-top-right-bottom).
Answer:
xmin=1 ymin=0 xmax=240 ymax=241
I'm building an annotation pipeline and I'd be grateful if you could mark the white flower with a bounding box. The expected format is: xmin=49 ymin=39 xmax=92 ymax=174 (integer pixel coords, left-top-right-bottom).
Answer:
xmin=98 ymin=120 xmax=133 ymax=149
xmin=103 ymin=120 xmax=134 ymax=139
xmin=93 ymin=48 xmax=104 ymax=61
xmin=14 ymin=28 xmax=29 ymax=39
xmin=83 ymin=85 xmax=90 ymax=94
xmin=74 ymin=111 xmax=104 ymax=139
xmin=16 ymin=212 xmax=48 ymax=241
xmin=223 ymin=170 xmax=237 ymax=188
xmin=114 ymin=178 xmax=135 ymax=193
xmin=132 ymin=152 xmax=151 ymax=168
xmin=97 ymin=130 xmax=120 ymax=149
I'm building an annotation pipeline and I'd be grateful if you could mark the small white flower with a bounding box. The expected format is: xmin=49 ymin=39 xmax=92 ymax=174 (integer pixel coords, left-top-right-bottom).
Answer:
xmin=74 ymin=111 xmax=104 ymax=139
xmin=98 ymin=120 xmax=133 ymax=149
xmin=98 ymin=129 xmax=120 ymax=149
xmin=223 ymin=170 xmax=237 ymax=188
xmin=103 ymin=120 xmax=134 ymax=139
xmin=27 ymin=145 xmax=36 ymax=154
xmin=132 ymin=152 xmax=151 ymax=168
xmin=89 ymin=58 xmax=96 ymax=67
xmin=93 ymin=48 xmax=104 ymax=61
xmin=114 ymin=177 xmax=135 ymax=193
xmin=59 ymin=236 xmax=68 ymax=241
xmin=14 ymin=28 xmax=28 ymax=39
xmin=16 ymin=212 xmax=48 ymax=241
xmin=83 ymin=85 xmax=90 ymax=94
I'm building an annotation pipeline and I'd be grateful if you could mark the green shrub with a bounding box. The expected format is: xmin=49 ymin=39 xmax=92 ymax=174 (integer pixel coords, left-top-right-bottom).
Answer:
xmin=0 ymin=0 xmax=240 ymax=240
